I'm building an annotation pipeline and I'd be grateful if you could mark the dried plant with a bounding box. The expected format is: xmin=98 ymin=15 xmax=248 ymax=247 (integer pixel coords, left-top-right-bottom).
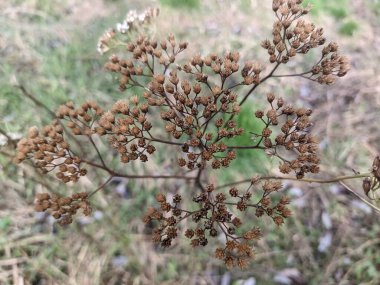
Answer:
xmin=13 ymin=0 xmax=380 ymax=269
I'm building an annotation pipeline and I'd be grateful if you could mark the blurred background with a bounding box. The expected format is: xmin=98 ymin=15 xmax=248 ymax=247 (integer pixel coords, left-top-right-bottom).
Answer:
xmin=0 ymin=0 xmax=380 ymax=284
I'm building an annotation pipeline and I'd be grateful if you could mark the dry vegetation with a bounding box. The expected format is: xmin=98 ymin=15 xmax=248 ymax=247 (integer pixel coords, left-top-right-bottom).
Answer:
xmin=1 ymin=0 xmax=380 ymax=284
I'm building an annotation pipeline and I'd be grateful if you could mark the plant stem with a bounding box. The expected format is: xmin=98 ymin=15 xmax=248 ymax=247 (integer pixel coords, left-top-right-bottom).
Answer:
xmin=82 ymin=159 xmax=196 ymax=180
xmin=216 ymin=173 xmax=372 ymax=189
xmin=88 ymin=176 xmax=114 ymax=198
xmin=88 ymin=135 xmax=107 ymax=169
xmin=339 ymin=181 xmax=380 ymax=214
xmin=226 ymin=145 xmax=266 ymax=150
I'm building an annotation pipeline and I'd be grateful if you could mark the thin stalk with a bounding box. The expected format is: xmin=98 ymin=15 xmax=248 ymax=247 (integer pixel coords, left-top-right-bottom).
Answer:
xmin=88 ymin=135 xmax=107 ymax=169
xmin=216 ymin=173 xmax=372 ymax=189
xmin=339 ymin=181 xmax=380 ymax=214
xmin=88 ymin=176 xmax=114 ymax=198
xmin=82 ymin=159 xmax=196 ymax=180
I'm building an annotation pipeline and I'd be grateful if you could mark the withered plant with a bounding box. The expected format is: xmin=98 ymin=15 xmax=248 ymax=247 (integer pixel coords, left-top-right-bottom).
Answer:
xmin=14 ymin=1 xmax=380 ymax=269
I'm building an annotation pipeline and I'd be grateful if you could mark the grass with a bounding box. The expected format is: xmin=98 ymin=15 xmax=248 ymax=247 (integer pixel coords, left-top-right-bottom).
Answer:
xmin=306 ymin=0 xmax=359 ymax=36
xmin=222 ymin=104 xmax=271 ymax=184
xmin=0 ymin=22 xmax=117 ymax=133
xmin=306 ymin=0 xmax=348 ymax=19
xmin=160 ymin=0 xmax=200 ymax=10
xmin=339 ymin=20 xmax=359 ymax=36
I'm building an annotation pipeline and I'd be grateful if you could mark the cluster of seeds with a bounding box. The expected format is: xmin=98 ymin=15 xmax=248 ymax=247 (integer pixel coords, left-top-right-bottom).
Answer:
xmin=105 ymin=34 xmax=188 ymax=92
xmin=261 ymin=0 xmax=349 ymax=84
xmin=254 ymin=182 xmax=292 ymax=226
xmin=56 ymin=101 xmax=104 ymax=136
xmin=108 ymin=47 xmax=248 ymax=170
xmin=143 ymin=179 xmax=291 ymax=268
xmin=143 ymin=193 xmax=181 ymax=247
xmin=34 ymin=192 xmax=91 ymax=226
xmin=15 ymin=121 xmax=87 ymax=183
xmin=181 ymin=51 xmax=262 ymax=87
xmin=178 ymin=141 xmax=237 ymax=170
xmin=262 ymin=0 xmax=319 ymax=64
xmin=214 ymin=232 xmax=259 ymax=269
xmin=156 ymin=69 xmax=243 ymax=169
xmin=227 ymin=180 xmax=292 ymax=226
xmin=96 ymin=98 xmax=156 ymax=163
xmin=255 ymin=93 xmax=319 ymax=179
xmin=310 ymin=42 xmax=350 ymax=84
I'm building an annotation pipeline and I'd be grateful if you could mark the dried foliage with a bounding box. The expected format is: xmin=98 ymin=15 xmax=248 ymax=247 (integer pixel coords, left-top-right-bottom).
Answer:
xmin=13 ymin=0 xmax=380 ymax=269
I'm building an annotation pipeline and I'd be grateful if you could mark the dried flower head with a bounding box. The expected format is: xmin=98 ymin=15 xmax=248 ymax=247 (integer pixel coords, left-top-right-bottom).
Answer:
xmin=15 ymin=120 xmax=87 ymax=183
xmin=15 ymin=0 xmax=353 ymax=269
xmin=34 ymin=192 xmax=91 ymax=225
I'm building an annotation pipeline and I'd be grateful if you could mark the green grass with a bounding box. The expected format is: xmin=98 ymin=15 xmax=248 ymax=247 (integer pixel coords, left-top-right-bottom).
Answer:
xmin=0 ymin=18 xmax=119 ymax=133
xmin=160 ymin=0 xmax=200 ymax=10
xmin=339 ymin=20 xmax=359 ymax=36
xmin=305 ymin=0 xmax=359 ymax=37
xmin=220 ymin=104 xmax=271 ymax=185
xmin=306 ymin=0 xmax=349 ymax=19
xmin=329 ymin=7 xmax=348 ymax=19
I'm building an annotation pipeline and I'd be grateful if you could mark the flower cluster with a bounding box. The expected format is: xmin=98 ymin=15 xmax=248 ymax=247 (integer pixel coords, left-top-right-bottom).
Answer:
xmin=97 ymin=98 xmax=156 ymax=163
xmin=116 ymin=8 xmax=159 ymax=34
xmin=159 ymin=66 xmax=243 ymax=169
xmin=34 ymin=192 xmax=91 ymax=226
xmin=311 ymin=42 xmax=350 ymax=84
xmin=144 ymin=179 xmax=291 ymax=268
xmin=254 ymin=182 xmax=292 ymax=226
xmin=97 ymin=29 xmax=116 ymax=55
xmin=262 ymin=0 xmax=316 ymax=64
xmin=255 ymin=93 xmax=320 ymax=179
xmin=104 ymin=34 xmax=188 ymax=92
xmin=181 ymin=51 xmax=262 ymax=86
xmin=262 ymin=0 xmax=349 ymax=84
xmin=97 ymin=8 xmax=159 ymax=54
xmin=14 ymin=0 xmax=354 ymax=269
xmin=56 ymin=101 xmax=104 ymax=136
xmin=14 ymin=121 xmax=87 ymax=183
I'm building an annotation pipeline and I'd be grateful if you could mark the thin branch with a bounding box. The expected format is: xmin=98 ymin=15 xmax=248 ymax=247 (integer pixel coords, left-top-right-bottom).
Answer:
xmin=223 ymin=201 xmax=258 ymax=208
xmin=339 ymin=181 xmax=380 ymax=214
xmin=216 ymin=173 xmax=372 ymax=189
xmin=226 ymin=145 xmax=266 ymax=150
xmin=82 ymin=159 xmax=196 ymax=180
xmin=238 ymin=61 xmax=282 ymax=107
xmin=88 ymin=135 xmax=107 ymax=169
xmin=195 ymin=167 xmax=205 ymax=192
xmin=16 ymin=85 xmax=56 ymax=118
xmin=214 ymin=61 xmax=283 ymax=143
xmin=149 ymin=137 xmax=183 ymax=146
xmin=88 ymin=176 xmax=114 ymax=198
xmin=271 ymin=70 xmax=312 ymax=78
xmin=16 ymin=84 xmax=87 ymax=155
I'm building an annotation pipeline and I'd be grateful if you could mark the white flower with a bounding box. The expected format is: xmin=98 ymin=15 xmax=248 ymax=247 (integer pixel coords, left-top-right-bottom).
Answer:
xmin=116 ymin=22 xmax=129 ymax=34
xmin=126 ymin=10 xmax=137 ymax=23
xmin=138 ymin=13 xmax=146 ymax=23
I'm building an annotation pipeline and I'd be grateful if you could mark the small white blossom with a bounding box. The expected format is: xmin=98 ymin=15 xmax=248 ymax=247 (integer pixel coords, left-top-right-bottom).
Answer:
xmin=116 ymin=22 xmax=129 ymax=34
